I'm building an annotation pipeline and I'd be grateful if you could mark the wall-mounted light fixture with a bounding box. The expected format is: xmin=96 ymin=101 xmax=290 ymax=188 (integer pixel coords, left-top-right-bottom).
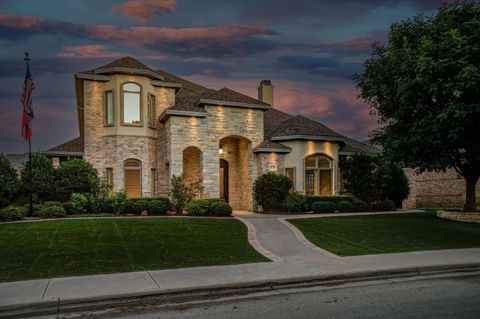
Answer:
xmin=219 ymin=147 xmax=224 ymax=155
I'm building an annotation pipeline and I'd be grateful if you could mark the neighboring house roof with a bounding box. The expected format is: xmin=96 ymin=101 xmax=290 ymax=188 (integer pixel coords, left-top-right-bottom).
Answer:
xmin=46 ymin=136 xmax=84 ymax=155
xmin=339 ymin=136 xmax=381 ymax=154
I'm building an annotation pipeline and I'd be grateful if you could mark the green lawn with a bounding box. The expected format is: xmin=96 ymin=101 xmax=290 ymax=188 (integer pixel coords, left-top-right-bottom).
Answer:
xmin=0 ymin=217 xmax=268 ymax=282
xmin=289 ymin=213 xmax=480 ymax=256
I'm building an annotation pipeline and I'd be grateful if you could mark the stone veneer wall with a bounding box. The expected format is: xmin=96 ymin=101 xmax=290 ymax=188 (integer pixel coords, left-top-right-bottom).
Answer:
xmin=82 ymin=78 xmax=175 ymax=197
xmin=166 ymin=106 xmax=264 ymax=210
xmin=403 ymin=168 xmax=480 ymax=208
xmin=257 ymin=152 xmax=286 ymax=175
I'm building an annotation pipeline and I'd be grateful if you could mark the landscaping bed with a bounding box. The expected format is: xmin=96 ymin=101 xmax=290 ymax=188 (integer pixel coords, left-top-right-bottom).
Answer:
xmin=288 ymin=212 xmax=480 ymax=256
xmin=0 ymin=217 xmax=268 ymax=282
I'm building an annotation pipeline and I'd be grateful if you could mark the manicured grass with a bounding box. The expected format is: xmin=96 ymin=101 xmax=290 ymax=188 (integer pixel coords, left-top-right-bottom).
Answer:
xmin=289 ymin=213 xmax=480 ymax=256
xmin=0 ymin=217 xmax=268 ymax=282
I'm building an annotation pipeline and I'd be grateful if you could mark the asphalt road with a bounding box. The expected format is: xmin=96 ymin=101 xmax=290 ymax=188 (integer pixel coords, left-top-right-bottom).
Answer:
xmin=45 ymin=272 xmax=480 ymax=319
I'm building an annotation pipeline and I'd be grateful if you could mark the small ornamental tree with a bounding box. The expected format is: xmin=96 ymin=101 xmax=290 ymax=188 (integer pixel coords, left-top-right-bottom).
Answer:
xmin=0 ymin=154 xmax=19 ymax=206
xmin=356 ymin=2 xmax=480 ymax=211
xmin=55 ymin=159 xmax=100 ymax=200
xmin=254 ymin=172 xmax=292 ymax=212
xmin=20 ymin=152 xmax=55 ymax=202
xmin=169 ymin=174 xmax=203 ymax=214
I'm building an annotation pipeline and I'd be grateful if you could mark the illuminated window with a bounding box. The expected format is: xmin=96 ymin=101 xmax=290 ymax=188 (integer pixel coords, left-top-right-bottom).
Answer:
xmin=104 ymin=91 xmax=113 ymax=125
xmin=285 ymin=167 xmax=295 ymax=191
xmin=148 ymin=94 xmax=156 ymax=128
xmin=304 ymin=154 xmax=333 ymax=196
xmin=122 ymin=83 xmax=141 ymax=125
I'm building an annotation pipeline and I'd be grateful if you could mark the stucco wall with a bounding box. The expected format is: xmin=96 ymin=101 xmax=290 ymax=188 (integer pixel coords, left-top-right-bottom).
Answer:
xmin=280 ymin=140 xmax=340 ymax=194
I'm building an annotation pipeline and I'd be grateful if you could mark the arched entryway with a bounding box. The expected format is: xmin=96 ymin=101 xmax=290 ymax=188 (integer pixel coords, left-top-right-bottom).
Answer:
xmin=219 ymin=136 xmax=251 ymax=210
xmin=183 ymin=146 xmax=202 ymax=185
xmin=124 ymin=159 xmax=142 ymax=198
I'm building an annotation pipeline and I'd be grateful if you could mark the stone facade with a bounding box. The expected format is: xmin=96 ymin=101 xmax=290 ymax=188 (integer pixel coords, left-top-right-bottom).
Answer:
xmin=403 ymin=168 xmax=480 ymax=208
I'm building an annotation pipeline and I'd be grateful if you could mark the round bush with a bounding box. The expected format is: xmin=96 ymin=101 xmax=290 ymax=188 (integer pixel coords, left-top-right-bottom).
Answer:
xmin=185 ymin=202 xmax=208 ymax=216
xmin=148 ymin=198 xmax=171 ymax=214
xmin=311 ymin=201 xmax=336 ymax=213
xmin=38 ymin=205 xmax=66 ymax=218
xmin=132 ymin=199 xmax=149 ymax=215
xmin=209 ymin=202 xmax=232 ymax=216
xmin=337 ymin=200 xmax=353 ymax=212
xmin=352 ymin=199 xmax=368 ymax=212
xmin=0 ymin=205 xmax=27 ymax=221
xmin=282 ymin=192 xmax=306 ymax=213
xmin=62 ymin=201 xmax=75 ymax=215
xmin=122 ymin=199 xmax=134 ymax=214
xmin=254 ymin=173 xmax=292 ymax=212
xmin=372 ymin=199 xmax=396 ymax=211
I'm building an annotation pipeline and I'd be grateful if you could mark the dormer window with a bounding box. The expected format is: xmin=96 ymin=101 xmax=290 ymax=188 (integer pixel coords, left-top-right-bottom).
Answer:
xmin=122 ymin=82 xmax=141 ymax=125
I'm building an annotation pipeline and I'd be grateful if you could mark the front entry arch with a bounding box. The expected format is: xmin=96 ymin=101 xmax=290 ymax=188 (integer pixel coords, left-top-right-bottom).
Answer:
xmin=219 ymin=159 xmax=229 ymax=203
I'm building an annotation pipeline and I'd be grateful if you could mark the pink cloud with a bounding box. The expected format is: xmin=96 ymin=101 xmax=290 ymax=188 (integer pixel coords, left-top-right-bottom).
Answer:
xmin=112 ymin=0 xmax=176 ymax=21
xmin=57 ymin=44 xmax=125 ymax=58
xmin=0 ymin=14 xmax=46 ymax=29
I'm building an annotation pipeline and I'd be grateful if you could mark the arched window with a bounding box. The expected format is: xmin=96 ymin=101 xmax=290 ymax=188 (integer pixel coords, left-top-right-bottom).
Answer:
xmin=304 ymin=154 xmax=333 ymax=196
xmin=122 ymin=83 xmax=141 ymax=125
xmin=124 ymin=159 xmax=142 ymax=198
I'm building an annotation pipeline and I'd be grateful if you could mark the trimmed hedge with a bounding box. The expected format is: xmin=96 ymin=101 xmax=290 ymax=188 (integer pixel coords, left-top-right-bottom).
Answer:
xmin=352 ymin=198 xmax=368 ymax=212
xmin=147 ymin=198 xmax=171 ymax=214
xmin=282 ymin=192 xmax=306 ymax=213
xmin=185 ymin=198 xmax=229 ymax=216
xmin=38 ymin=204 xmax=66 ymax=218
xmin=372 ymin=199 xmax=396 ymax=211
xmin=210 ymin=201 xmax=233 ymax=216
xmin=0 ymin=206 xmax=27 ymax=221
xmin=311 ymin=201 xmax=336 ymax=213
xmin=305 ymin=195 xmax=354 ymax=211
xmin=337 ymin=200 xmax=353 ymax=212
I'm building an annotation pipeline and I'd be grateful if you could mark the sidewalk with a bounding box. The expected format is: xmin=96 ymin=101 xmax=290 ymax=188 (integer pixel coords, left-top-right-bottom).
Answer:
xmin=1 ymin=211 xmax=480 ymax=316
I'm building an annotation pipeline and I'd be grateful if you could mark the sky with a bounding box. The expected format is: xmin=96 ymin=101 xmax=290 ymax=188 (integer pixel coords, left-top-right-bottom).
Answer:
xmin=0 ymin=0 xmax=446 ymax=154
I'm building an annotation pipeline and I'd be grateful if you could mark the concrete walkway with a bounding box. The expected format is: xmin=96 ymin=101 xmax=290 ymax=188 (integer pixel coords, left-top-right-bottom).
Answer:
xmin=1 ymin=211 xmax=480 ymax=316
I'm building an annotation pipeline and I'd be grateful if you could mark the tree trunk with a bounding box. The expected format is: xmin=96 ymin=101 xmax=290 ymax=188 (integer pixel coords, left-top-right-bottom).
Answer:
xmin=464 ymin=173 xmax=479 ymax=212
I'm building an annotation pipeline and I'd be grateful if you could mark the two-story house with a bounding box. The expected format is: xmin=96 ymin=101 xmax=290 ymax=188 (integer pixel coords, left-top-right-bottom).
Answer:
xmin=47 ymin=57 xmax=377 ymax=211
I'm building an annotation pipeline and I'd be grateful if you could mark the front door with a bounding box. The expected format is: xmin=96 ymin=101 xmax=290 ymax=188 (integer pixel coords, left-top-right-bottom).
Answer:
xmin=219 ymin=159 xmax=229 ymax=203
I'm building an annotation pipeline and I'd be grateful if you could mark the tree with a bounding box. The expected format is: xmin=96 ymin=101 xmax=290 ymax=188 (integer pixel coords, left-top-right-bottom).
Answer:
xmin=20 ymin=152 xmax=55 ymax=203
xmin=55 ymin=159 xmax=100 ymax=200
xmin=0 ymin=154 xmax=19 ymax=206
xmin=356 ymin=2 xmax=480 ymax=211
xmin=169 ymin=174 xmax=203 ymax=214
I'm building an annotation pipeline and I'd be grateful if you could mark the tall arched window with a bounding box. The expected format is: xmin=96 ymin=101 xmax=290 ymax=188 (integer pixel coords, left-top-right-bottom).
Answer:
xmin=124 ymin=159 xmax=142 ymax=198
xmin=122 ymin=83 xmax=141 ymax=125
xmin=304 ymin=154 xmax=333 ymax=196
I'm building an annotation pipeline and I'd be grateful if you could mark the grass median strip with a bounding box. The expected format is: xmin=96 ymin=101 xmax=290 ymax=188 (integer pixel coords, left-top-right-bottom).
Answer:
xmin=0 ymin=217 xmax=269 ymax=282
xmin=288 ymin=213 xmax=480 ymax=256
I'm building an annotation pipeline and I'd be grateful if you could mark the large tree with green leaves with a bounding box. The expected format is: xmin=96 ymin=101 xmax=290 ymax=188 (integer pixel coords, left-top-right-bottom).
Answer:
xmin=0 ymin=153 xmax=19 ymax=206
xmin=20 ymin=152 xmax=55 ymax=203
xmin=356 ymin=2 xmax=480 ymax=211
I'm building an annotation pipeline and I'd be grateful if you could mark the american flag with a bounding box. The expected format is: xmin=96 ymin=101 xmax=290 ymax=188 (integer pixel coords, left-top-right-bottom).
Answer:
xmin=21 ymin=62 xmax=35 ymax=141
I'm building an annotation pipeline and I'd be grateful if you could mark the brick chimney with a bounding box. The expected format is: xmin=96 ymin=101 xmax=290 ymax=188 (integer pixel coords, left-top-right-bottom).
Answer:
xmin=258 ymin=80 xmax=273 ymax=106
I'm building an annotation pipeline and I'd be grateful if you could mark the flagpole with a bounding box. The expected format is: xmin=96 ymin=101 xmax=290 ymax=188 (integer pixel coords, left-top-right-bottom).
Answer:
xmin=24 ymin=51 xmax=33 ymax=217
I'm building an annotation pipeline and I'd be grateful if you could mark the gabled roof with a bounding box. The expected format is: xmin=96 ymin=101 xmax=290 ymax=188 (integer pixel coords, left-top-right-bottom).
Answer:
xmin=97 ymin=56 xmax=151 ymax=70
xmin=269 ymin=115 xmax=345 ymax=142
xmin=253 ymin=140 xmax=292 ymax=153
xmin=76 ymin=56 xmax=164 ymax=80
xmin=263 ymin=108 xmax=294 ymax=139
xmin=200 ymin=87 xmax=269 ymax=108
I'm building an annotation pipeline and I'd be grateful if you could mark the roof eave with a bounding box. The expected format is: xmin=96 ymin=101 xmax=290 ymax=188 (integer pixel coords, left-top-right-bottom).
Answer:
xmin=271 ymin=135 xmax=346 ymax=143
xmin=159 ymin=109 xmax=208 ymax=122
xmin=75 ymin=73 xmax=110 ymax=81
xmin=93 ymin=67 xmax=165 ymax=80
xmin=199 ymin=99 xmax=270 ymax=110
xmin=253 ymin=147 xmax=292 ymax=153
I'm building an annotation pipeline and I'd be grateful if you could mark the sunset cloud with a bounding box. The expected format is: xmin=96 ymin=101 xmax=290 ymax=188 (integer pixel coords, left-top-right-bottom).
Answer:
xmin=112 ymin=0 xmax=176 ymax=21
xmin=57 ymin=45 xmax=125 ymax=58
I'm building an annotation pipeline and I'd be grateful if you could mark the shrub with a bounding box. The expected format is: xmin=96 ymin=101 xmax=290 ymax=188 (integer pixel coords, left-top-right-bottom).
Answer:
xmin=70 ymin=193 xmax=88 ymax=214
xmin=20 ymin=153 xmax=55 ymax=203
xmin=87 ymin=181 xmax=110 ymax=213
xmin=122 ymin=198 xmax=135 ymax=214
xmin=0 ymin=205 xmax=27 ymax=221
xmin=385 ymin=164 xmax=410 ymax=208
xmin=132 ymin=199 xmax=150 ymax=215
xmin=185 ymin=201 xmax=208 ymax=216
xmin=55 ymin=159 xmax=100 ymax=200
xmin=42 ymin=201 xmax=63 ymax=207
xmin=0 ymin=154 xmax=19 ymax=204
xmin=38 ymin=205 xmax=66 ymax=218
xmin=337 ymin=200 xmax=353 ymax=212
xmin=352 ymin=198 xmax=368 ymax=212
xmin=62 ymin=201 xmax=74 ymax=215
xmin=108 ymin=192 xmax=127 ymax=215
xmin=254 ymin=173 xmax=292 ymax=212
xmin=282 ymin=192 xmax=306 ymax=213
xmin=305 ymin=195 xmax=355 ymax=211
xmin=311 ymin=201 xmax=336 ymax=213
xmin=147 ymin=198 xmax=171 ymax=214
xmin=210 ymin=201 xmax=232 ymax=216
xmin=169 ymin=174 xmax=203 ymax=214
xmin=372 ymin=199 xmax=396 ymax=211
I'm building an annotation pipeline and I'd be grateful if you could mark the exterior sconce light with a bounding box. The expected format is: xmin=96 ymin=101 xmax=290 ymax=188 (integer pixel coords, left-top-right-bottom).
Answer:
xmin=219 ymin=147 xmax=224 ymax=155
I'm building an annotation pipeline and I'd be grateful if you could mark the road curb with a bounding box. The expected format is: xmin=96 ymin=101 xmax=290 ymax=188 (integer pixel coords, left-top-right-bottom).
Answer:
xmin=1 ymin=262 xmax=480 ymax=318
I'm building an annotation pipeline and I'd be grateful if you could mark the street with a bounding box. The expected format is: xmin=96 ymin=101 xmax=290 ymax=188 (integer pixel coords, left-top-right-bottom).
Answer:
xmin=50 ymin=272 xmax=480 ymax=319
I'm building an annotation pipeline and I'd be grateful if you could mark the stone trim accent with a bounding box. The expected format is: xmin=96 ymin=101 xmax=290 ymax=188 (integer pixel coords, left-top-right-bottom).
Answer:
xmin=235 ymin=217 xmax=283 ymax=262
xmin=437 ymin=211 xmax=480 ymax=224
